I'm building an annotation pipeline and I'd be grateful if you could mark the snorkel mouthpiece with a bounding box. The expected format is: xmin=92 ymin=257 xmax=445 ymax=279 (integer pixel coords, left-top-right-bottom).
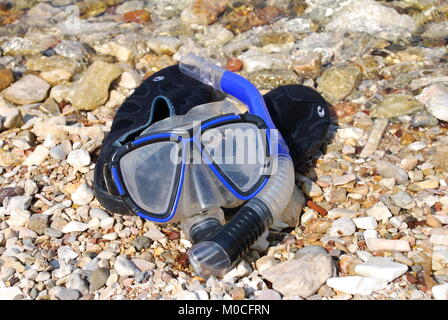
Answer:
xmin=180 ymin=54 xmax=296 ymax=277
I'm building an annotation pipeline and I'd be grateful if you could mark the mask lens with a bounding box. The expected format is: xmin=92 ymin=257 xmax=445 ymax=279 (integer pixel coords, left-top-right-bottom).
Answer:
xmin=202 ymin=123 xmax=268 ymax=192
xmin=119 ymin=141 xmax=180 ymax=214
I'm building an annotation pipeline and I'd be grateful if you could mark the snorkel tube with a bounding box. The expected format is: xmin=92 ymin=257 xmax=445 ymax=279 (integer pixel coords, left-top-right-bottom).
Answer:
xmin=180 ymin=55 xmax=295 ymax=277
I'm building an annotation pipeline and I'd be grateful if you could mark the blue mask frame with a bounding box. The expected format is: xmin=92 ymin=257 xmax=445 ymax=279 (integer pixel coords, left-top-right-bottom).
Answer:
xmin=107 ymin=113 xmax=272 ymax=222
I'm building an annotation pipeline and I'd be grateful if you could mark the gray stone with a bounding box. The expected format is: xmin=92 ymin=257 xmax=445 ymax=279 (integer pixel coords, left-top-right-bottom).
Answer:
xmin=114 ymin=255 xmax=140 ymax=276
xmin=132 ymin=236 xmax=152 ymax=251
xmin=44 ymin=228 xmax=63 ymax=238
xmin=262 ymin=253 xmax=334 ymax=298
xmin=295 ymin=246 xmax=329 ymax=259
xmin=26 ymin=214 xmax=49 ymax=235
xmin=49 ymin=145 xmax=66 ymax=160
xmin=66 ymin=273 xmax=89 ymax=296
xmin=391 ymin=191 xmax=415 ymax=209
xmin=54 ymin=287 xmax=80 ymax=300
xmin=88 ymin=268 xmax=110 ymax=291
xmin=375 ymin=160 xmax=408 ymax=184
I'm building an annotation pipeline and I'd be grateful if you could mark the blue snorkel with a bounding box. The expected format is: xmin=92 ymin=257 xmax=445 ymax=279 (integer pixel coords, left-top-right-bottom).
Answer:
xmin=180 ymin=54 xmax=296 ymax=277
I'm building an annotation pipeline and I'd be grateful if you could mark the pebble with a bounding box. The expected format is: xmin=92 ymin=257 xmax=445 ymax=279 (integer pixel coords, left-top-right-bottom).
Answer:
xmin=366 ymin=238 xmax=411 ymax=252
xmin=255 ymin=289 xmax=282 ymax=300
xmin=391 ymin=191 xmax=415 ymax=209
xmin=66 ymin=273 xmax=89 ymax=295
xmin=0 ymin=287 xmax=23 ymax=300
xmin=53 ymin=61 xmax=121 ymax=111
xmin=89 ymin=208 xmax=110 ymax=220
xmin=114 ymin=255 xmax=140 ymax=277
xmin=434 ymin=215 xmax=448 ymax=225
xmin=354 ymin=261 xmax=408 ymax=282
xmin=0 ymin=68 xmax=14 ymax=90
xmin=393 ymin=252 xmax=413 ymax=267
xmin=49 ymin=145 xmax=67 ymax=160
xmin=430 ymin=228 xmax=448 ymax=246
xmin=325 ymin=0 xmax=416 ymax=40
xmin=432 ymin=283 xmax=448 ymax=300
xmin=143 ymin=228 xmax=165 ymax=241
xmin=176 ymin=290 xmax=199 ymax=300
xmin=333 ymin=174 xmax=356 ymax=186
xmin=353 ymin=216 xmax=377 ymax=230
xmin=317 ymin=64 xmax=362 ymax=104
xmin=100 ymin=217 xmax=114 ymax=230
xmin=62 ymin=221 xmax=89 ymax=233
xmin=329 ymin=218 xmax=356 ymax=237
xmin=326 ymin=276 xmax=388 ymax=296
xmin=327 ymin=208 xmax=357 ymax=219
xmin=2 ymin=75 xmax=50 ymax=105
xmin=373 ymin=94 xmax=424 ymax=119
xmin=301 ymin=180 xmax=323 ymax=197
xmin=0 ymin=108 xmax=23 ymax=130
xmin=88 ymin=268 xmax=110 ymax=291
xmin=54 ymin=287 xmax=80 ymax=300
xmin=119 ymin=71 xmax=142 ymax=89
xmin=262 ymin=253 xmax=334 ymax=298
xmin=256 ymin=256 xmax=279 ymax=274
xmin=71 ymin=184 xmax=94 ymax=206
xmin=375 ymin=160 xmax=408 ymax=184
xmin=67 ymin=150 xmax=91 ymax=168
xmin=432 ymin=246 xmax=448 ymax=270
xmin=26 ymin=214 xmax=49 ymax=235
xmin=132 ymin=236 xmax=151 ymax=251
xmin=417 ymin=84 xmax=448 ymax=122
xmin=6 ymin=208 xmax=31 ymax=227
xmin=366 ymin=201 xmax=392 ymax=221
xmin=6 ymin=195 xmax=32 ymax=211
xmin=23 ymin=146 xmax=49 ymax=166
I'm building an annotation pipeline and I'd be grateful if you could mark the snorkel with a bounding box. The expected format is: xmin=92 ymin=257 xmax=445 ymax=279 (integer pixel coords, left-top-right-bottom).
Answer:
xmin=180 ymin=54 xmax=295 ymax=277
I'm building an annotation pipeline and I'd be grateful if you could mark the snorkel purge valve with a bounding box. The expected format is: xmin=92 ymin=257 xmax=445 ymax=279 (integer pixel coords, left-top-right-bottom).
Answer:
xmin=179 ymin=54 xmax=295 ymax=277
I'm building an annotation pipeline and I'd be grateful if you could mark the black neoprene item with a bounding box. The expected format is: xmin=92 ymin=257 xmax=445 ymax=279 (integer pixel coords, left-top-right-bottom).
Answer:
xmin=93 ymin=64 xmax=330 ymax=216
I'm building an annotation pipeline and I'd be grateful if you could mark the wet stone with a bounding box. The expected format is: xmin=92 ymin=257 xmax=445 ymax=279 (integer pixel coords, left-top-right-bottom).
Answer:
xmin=317 ymin=64 xmax=362 ymax=104
xmin=372 ymin=94 xmax=424 ymax=119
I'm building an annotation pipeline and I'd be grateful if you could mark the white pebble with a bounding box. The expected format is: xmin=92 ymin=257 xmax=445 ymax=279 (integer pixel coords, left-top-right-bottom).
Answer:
xmin=329 ymin=218 xmax=356 ymax=237
xmin=6 ymin=208 xmax=31 ymax=227
xmin=366 ymin=201 xmax=392 ymax=221
xmin=71 ymin=183 xmax=94 ymax=205
xmin=326 ymin=276 xmax=388 ymax=296
xmin=67 ymin=149 xmax=91 ymax=168
xmin=354 ymin=261 xmax=408 ymax=282
xmin=432 ymin=283 xmax=448 ymax=300
xmin=100 ymin=217 xmax=114 ymax=230
xmin=353 ymin=216 xmax=378 ymax=230
xmin=366 ymin=238 xmax=411 ymax=252
xmin=23 ymin=146 xmax=49 ymax=166
xmin=62 ymin=221 xmax=89 ymax=233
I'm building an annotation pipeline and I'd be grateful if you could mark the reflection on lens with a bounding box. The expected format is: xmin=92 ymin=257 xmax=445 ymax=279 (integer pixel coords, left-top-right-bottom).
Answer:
xmin=120 ymin=142 xmax=180 ymax=214
xmin=202 ymin=123 xmax=268 ymax=192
